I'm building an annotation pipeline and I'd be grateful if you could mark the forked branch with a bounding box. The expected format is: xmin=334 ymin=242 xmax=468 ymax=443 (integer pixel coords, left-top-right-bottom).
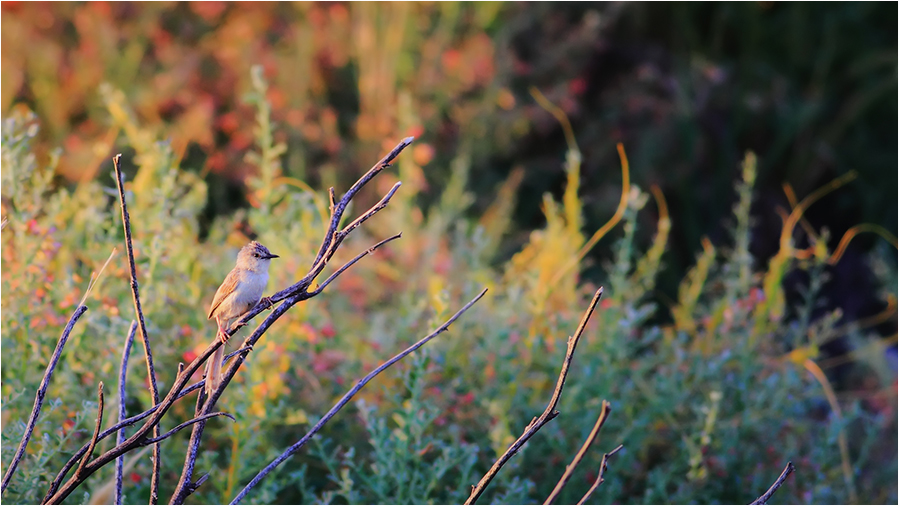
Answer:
xmin=44 ymin=379 xmax=206 ymax=503
xmin=577 ymin=444 xmax=623 ymax=504
xmin=464 ymin=287 xmax=604 ymax=505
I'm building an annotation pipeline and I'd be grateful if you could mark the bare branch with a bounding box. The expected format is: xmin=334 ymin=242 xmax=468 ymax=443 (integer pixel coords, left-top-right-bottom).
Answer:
xmin=75 ymin=383 xmax=105 ymax=479
xmin=577 ymin=444 xmax=624 ymax=505
xmin=169 ymin=138 xmax=414 ymax=504
xmin=269 ymin=136 xmax=414 ymax=303
xmin=43 ymin=140 xmax=413 ymax=505
xmin=229 ymin=287 xmax=488 ymax=505
xmin=465 ymin=287 xmax=604 ymax=505
xmin=116 ymin=322 xmax=137 ymax=505
xmin=191 ymin=473 xmax=211 ymax=495
xmin=43 ymin=376 xmax=205 ymax=503
xmin=43 ymin=339 xmax=223 ymax=504
xmin=750 ymin=462 xmax=795 ymax=505
xmin=1 ymin=304 xmax=88 ymax=494
xmin=112 ymin=153 xmax=161 ymax=504
xmin=144 ymin=412 xmax=235 ymax=444
xmin=544 ymin=400 xmax=612 ymax=504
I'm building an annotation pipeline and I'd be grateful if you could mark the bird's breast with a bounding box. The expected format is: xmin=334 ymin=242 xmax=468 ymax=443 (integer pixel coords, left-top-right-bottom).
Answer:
xmin=220 ymin=271 xmax=269 ymax=319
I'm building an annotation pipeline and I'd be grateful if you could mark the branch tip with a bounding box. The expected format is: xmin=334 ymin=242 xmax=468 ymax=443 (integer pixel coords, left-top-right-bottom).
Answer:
xmin=750 ymin=461 xmax=796 ymax=505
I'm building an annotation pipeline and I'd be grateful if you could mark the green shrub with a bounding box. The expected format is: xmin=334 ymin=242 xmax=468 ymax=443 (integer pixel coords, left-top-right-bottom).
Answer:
xmin=1 ymin=72 xmax=895 ymax=504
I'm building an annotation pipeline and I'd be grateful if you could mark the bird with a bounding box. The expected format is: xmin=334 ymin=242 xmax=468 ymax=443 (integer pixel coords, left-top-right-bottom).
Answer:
xmin=205 ymin=241 xmax=278 ymax=398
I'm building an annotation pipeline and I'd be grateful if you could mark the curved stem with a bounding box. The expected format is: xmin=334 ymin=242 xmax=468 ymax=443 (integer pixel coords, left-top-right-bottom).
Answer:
xmin=1 ymin=305 xmax=88 ymax=494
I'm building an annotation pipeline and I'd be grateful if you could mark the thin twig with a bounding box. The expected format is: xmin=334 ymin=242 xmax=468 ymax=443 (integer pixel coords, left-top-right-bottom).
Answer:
xmin=311 ymin=233 xmax=402 ymax=295
xmin=75 ymin=383 xmax=105 ymax=479
xmin=179 ymin=472 xmax=211 ymax=499
xmin=224 ymin=347 xmax=254 ymax=361
xmin=577 ymin=444 xmax=624 ymax=505
xmin=304 ymin=139 xmax=412 ymax=278
xmin=230 ymin=287 xmax=488 ymax=504
xmin=192 ymin=473 xmax=211 ymax=494
xmin=116 ymin=322 xmax=137 ymax=505
xmin=1 ymin=304 xmax=88 ymax=494
xmin=544 ymin=400 xmax=612 ymax=505
xmin=144 ymin=412 xmax=235 ymax=444
xmin=77 ymin=248 xmax=118 ymax=308
xmin=750 ymin=462 xmax=796 ymax=505
xmin=465 ymin=287 xmax=604 ymax=505
xmin=112 ymin=154 xmax=161 ymax=504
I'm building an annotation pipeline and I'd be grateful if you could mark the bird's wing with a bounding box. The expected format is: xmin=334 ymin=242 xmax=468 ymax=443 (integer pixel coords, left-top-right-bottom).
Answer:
xmin=208 ymin=269 xmax=240 ymax=320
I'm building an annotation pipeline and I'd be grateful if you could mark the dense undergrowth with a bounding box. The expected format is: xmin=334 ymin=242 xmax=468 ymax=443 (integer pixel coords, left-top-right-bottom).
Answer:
xmin=2 ymin=71 xmax=896 ymax=505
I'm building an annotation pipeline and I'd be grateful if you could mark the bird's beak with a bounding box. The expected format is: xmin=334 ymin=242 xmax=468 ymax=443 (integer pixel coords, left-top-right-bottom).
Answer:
xmin=265 ymin=253 xmax=279 ymax=259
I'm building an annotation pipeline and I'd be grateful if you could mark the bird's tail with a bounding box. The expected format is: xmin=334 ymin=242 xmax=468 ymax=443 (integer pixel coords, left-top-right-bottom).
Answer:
xmin=205 ymin=346 xmax=224 ymax=398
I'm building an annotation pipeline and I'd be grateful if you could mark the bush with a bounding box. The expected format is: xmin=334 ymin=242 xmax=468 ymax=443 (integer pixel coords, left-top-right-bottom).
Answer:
xmin=1 ymin=71 xmax=895 ymax=504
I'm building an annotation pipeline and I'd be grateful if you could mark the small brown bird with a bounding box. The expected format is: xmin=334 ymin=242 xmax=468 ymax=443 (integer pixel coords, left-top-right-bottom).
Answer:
xmin=205 ymin=241 xmax=278 ymax=398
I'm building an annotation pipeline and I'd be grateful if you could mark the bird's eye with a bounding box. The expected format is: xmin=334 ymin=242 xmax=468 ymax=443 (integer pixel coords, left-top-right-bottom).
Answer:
xmin=254 ymin=253 xmax=260 ymax=258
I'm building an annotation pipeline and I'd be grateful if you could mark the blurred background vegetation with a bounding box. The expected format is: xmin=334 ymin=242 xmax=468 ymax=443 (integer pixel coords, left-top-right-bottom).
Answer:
xmin=1 ymin=2 xmax=896 ymax=504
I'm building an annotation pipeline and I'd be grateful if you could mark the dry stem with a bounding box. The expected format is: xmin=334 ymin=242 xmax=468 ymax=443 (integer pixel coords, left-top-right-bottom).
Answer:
xmin=1 ymin=304 xmax=88 ymax=494
xmin=750 ymin=461 xmax=795 ymax=505
xmin=75 ymin=383 xmax=105 ymax=479
xmin=464 ymin=287 xmax=604 ymax=505
xmin=544 ymin=400 xmax=613 ymax=504
xmin=577 ymin=444 xmax=624 ymax=504
xmin=115 ymin=322 xmax=137 ymax=505
xmin=113 ymin=154 xmax=161 ymax=503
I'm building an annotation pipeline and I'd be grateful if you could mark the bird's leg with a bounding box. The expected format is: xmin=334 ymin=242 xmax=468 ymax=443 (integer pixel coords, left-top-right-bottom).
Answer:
xmin=216 ymin=317 xmax=229 ymax=345
xmin=259 ymin=296 xmax=274 ymax=310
